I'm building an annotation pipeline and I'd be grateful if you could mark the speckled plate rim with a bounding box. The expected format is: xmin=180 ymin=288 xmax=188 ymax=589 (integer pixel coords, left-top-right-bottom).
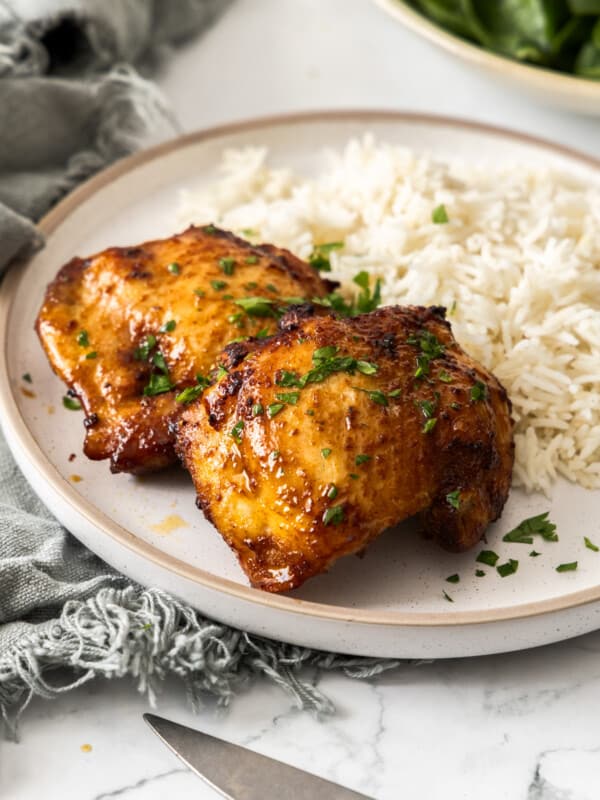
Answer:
xmin=374 ymin=0 xmax=600 ymax=101
xmin=2 ymin=109 xmax=600 ymax=629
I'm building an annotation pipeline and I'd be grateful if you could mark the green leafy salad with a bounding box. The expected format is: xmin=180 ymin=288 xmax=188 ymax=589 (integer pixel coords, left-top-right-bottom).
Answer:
xmin=406 ymin=0 xmax=600 ymax=78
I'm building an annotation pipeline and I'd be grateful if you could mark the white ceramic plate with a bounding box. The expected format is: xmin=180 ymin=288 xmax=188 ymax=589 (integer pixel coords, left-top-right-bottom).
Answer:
xmin=2 ymin=112 xmax=600 ymax=659
xmin=374 ymin=0 xmax=600 ymax=116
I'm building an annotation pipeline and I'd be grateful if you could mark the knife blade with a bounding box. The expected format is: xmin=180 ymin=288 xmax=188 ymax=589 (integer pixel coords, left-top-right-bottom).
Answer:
xmin=144 ymin=713 xmax=374 ymax=800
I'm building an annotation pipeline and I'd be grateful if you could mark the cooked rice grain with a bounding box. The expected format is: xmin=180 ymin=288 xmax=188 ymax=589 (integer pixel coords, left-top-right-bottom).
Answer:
xmin=178 ymin=137 xmax=600 ymax=493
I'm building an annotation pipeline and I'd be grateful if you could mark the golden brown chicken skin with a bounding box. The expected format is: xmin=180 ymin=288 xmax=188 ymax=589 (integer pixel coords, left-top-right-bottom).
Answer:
xmin=176 ymin=304 xmax=514 ymax=593
xmin=35 ymin=226 xmax=334 ymax=473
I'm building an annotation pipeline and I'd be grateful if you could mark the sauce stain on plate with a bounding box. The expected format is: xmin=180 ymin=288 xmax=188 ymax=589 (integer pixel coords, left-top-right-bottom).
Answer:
xmin=151 ymin=514 xmax=189 ymax=536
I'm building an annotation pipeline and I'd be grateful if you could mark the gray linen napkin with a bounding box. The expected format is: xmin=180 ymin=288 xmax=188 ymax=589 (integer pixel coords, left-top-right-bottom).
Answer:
xmin=0 ymin=0 xmax=397 ymax=739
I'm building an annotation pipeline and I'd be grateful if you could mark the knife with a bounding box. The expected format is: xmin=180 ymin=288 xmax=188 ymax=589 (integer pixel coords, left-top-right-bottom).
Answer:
xmin=144 ymin=713 xmax=375 ymax=800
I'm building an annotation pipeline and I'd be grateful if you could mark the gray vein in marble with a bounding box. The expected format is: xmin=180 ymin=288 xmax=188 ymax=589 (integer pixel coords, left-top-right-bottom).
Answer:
xmin=482 ymin=684 xmax=582 ymax=716
xmin=232 ymin=671 xmax=387 ymax=796
xmin=240 ymin=703 xmax=300 ymax=749
xmin=311 ymin=679 xmax=385 ymax=794
xmin=365 ymin=680 xmax=386 ymax=797
xmin=92 ymin=768 xmax=188 ymax=799
xmin=527 ymin=747 xmax=600 ymax=800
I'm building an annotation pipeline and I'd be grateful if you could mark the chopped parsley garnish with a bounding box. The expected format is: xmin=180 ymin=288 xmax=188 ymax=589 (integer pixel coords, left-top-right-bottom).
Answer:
xmin=230 ymin=420 xmax=244 ymax=443
xmin=355 ymin=454 xmax=371 ymax=466
xmin=443 ymin=590 xmax=454 ymax=602
xmin=300 ymin=348 xmax=365 ymax=388
xmin=446 ymin=574 xmax=460 ymax=584
xmin=62 ymin=395 xmax=81 ymax=411
xmin=244 ymin=256 xmax=259 ymax=265
xmin=203 ymin=224 xmax=217 ymax=235
xmin=502 ymin=512 xmax=557 ymax=544
xmin=470 ymin=381 xmax=487 ymax=402
xmin=497 ymin=559 xmax=519 ymax=577
xmin=353 ymin=387 xmax=389 ymax=406
xmin=407 ymin=329 xmax=445 ymax=378
xmin=306 ymin=409 xmax=315 ymax=416
xmin=418 ymin=398 xmax=437 ymax=419
xmin=85 ymin=351 xmax=97 ymax=360
xmin=353 ymin=271 xmax=383 ymax=314
xmin=476 ymin=550 xmax=499 ymax=567
xmin=276 ymin=392 xmax=300 ymax=405
xmin=176 ymin=385 xmax=203 ymax=404
xmin=313 ymin=291 xmax=354 ymax=317
xmin=312 ymin=270 xmax=382 ymax=318
xmin=22 ymin=372 xmax=32 ymax=383
xmin=244 ymin=281 xmax=258 ymax=290
xmin=349 ymin=473 xmax=360 ymax=480
xmin=321 ymin=448 xmax=332 ymax=459
xmin=446 ymin=490 xmax=461 ymax=510
xmin=530 ymin=551 xmax=541 ymax=557
xmin=167 ymin=262 xmax=180 ymax=275
xmin=438 ymin=369 xmax=453 ymax=383
xmin=556 ymin=561 xmax=577 ymax=572
xmin=152 ymin=351 xmax=169 ymax=374
xmin=228 ymin=312 xmax=244 ymax=328
xmin=388 ymin=388 xmax=402 ymax=398
xmin=313 ymin=345 xmax=338 ymax=361
xmin=414 ymin=357 xmax=429 ymax=379
xmin=234 ymin=296 xmax=277 ymax=317
xmin=139 ymin=334 xmax=175 ymax=397
xmin=327 ymin=484 xmax=338 ymax=500
xmin=219 ymin=257 xmax=236 ymax=275
xmin=143 ymin=373 xmax=174 ymax=396
xmin=276 ymin=370 xmax=302 ymax=388
xmin=309 ymin=241 xmax=344 ymax=272
xmin=176 ymin=376 xmax=210 ymax=404
xmin=432 ymin=204 xmax=449 ymax=224
xmin=159 ymin=320 xmax=176 ymax=333
xmin=134 ymin=334 xmax=157 ymax=361
xmin=475 ymin=569 xmax=486 ymax=577
xmin=266 ymin=283 xmax=279 ymax=294
xmin=356 ymin=360 xmax=379 ymax=375
xmin=77 ymin=330 xmax=90 ymax=347
xmin=267 ymin=346 xmax=384 ymax=413
xmin=216 ymin=364 xmax=228 ymax=380
xmin=267 ymin=403 xmax=285 ymax=418
xmin=323 ymin=504 xmax=344 ymax=525
xmin=256 ymin=328 xmax=270 ymax=338
xmin=422 ymin=418 xmax=438 ymax=434
xmin=585 ymin=537 xmax=599 ymax=552
xmin=241 ymin=228 xmax=256 ymax=237
xmin=194 ymin=288 xmax=206 ymax=298
xmin=211 ymin=279 xmax=228 ymax=291
xmin=252 ymin=403 xmax=264 ymax=416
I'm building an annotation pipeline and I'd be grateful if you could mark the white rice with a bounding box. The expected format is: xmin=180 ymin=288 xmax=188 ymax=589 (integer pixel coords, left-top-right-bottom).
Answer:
xmin=178 ymin=136 xmax=600 ymax=494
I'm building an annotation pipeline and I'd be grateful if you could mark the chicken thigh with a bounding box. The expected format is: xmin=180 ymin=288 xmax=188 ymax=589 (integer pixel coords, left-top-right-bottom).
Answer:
xmin=36 ymin=226 xmax=334 ymax=473
xmin=176 ymin=304 xmax=514 ymax=592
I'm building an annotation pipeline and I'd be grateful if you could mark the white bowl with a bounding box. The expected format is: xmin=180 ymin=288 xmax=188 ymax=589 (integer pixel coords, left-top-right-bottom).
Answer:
xmin=374 ymin=0 xmax=600 ymax=116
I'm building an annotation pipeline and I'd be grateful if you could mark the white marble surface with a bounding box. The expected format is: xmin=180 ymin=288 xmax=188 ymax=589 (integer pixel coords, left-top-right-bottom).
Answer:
xmin=4 ymin=633 xmax=600 ymax=800
xmin=3 ymin=1 xmax=600 ymax=798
